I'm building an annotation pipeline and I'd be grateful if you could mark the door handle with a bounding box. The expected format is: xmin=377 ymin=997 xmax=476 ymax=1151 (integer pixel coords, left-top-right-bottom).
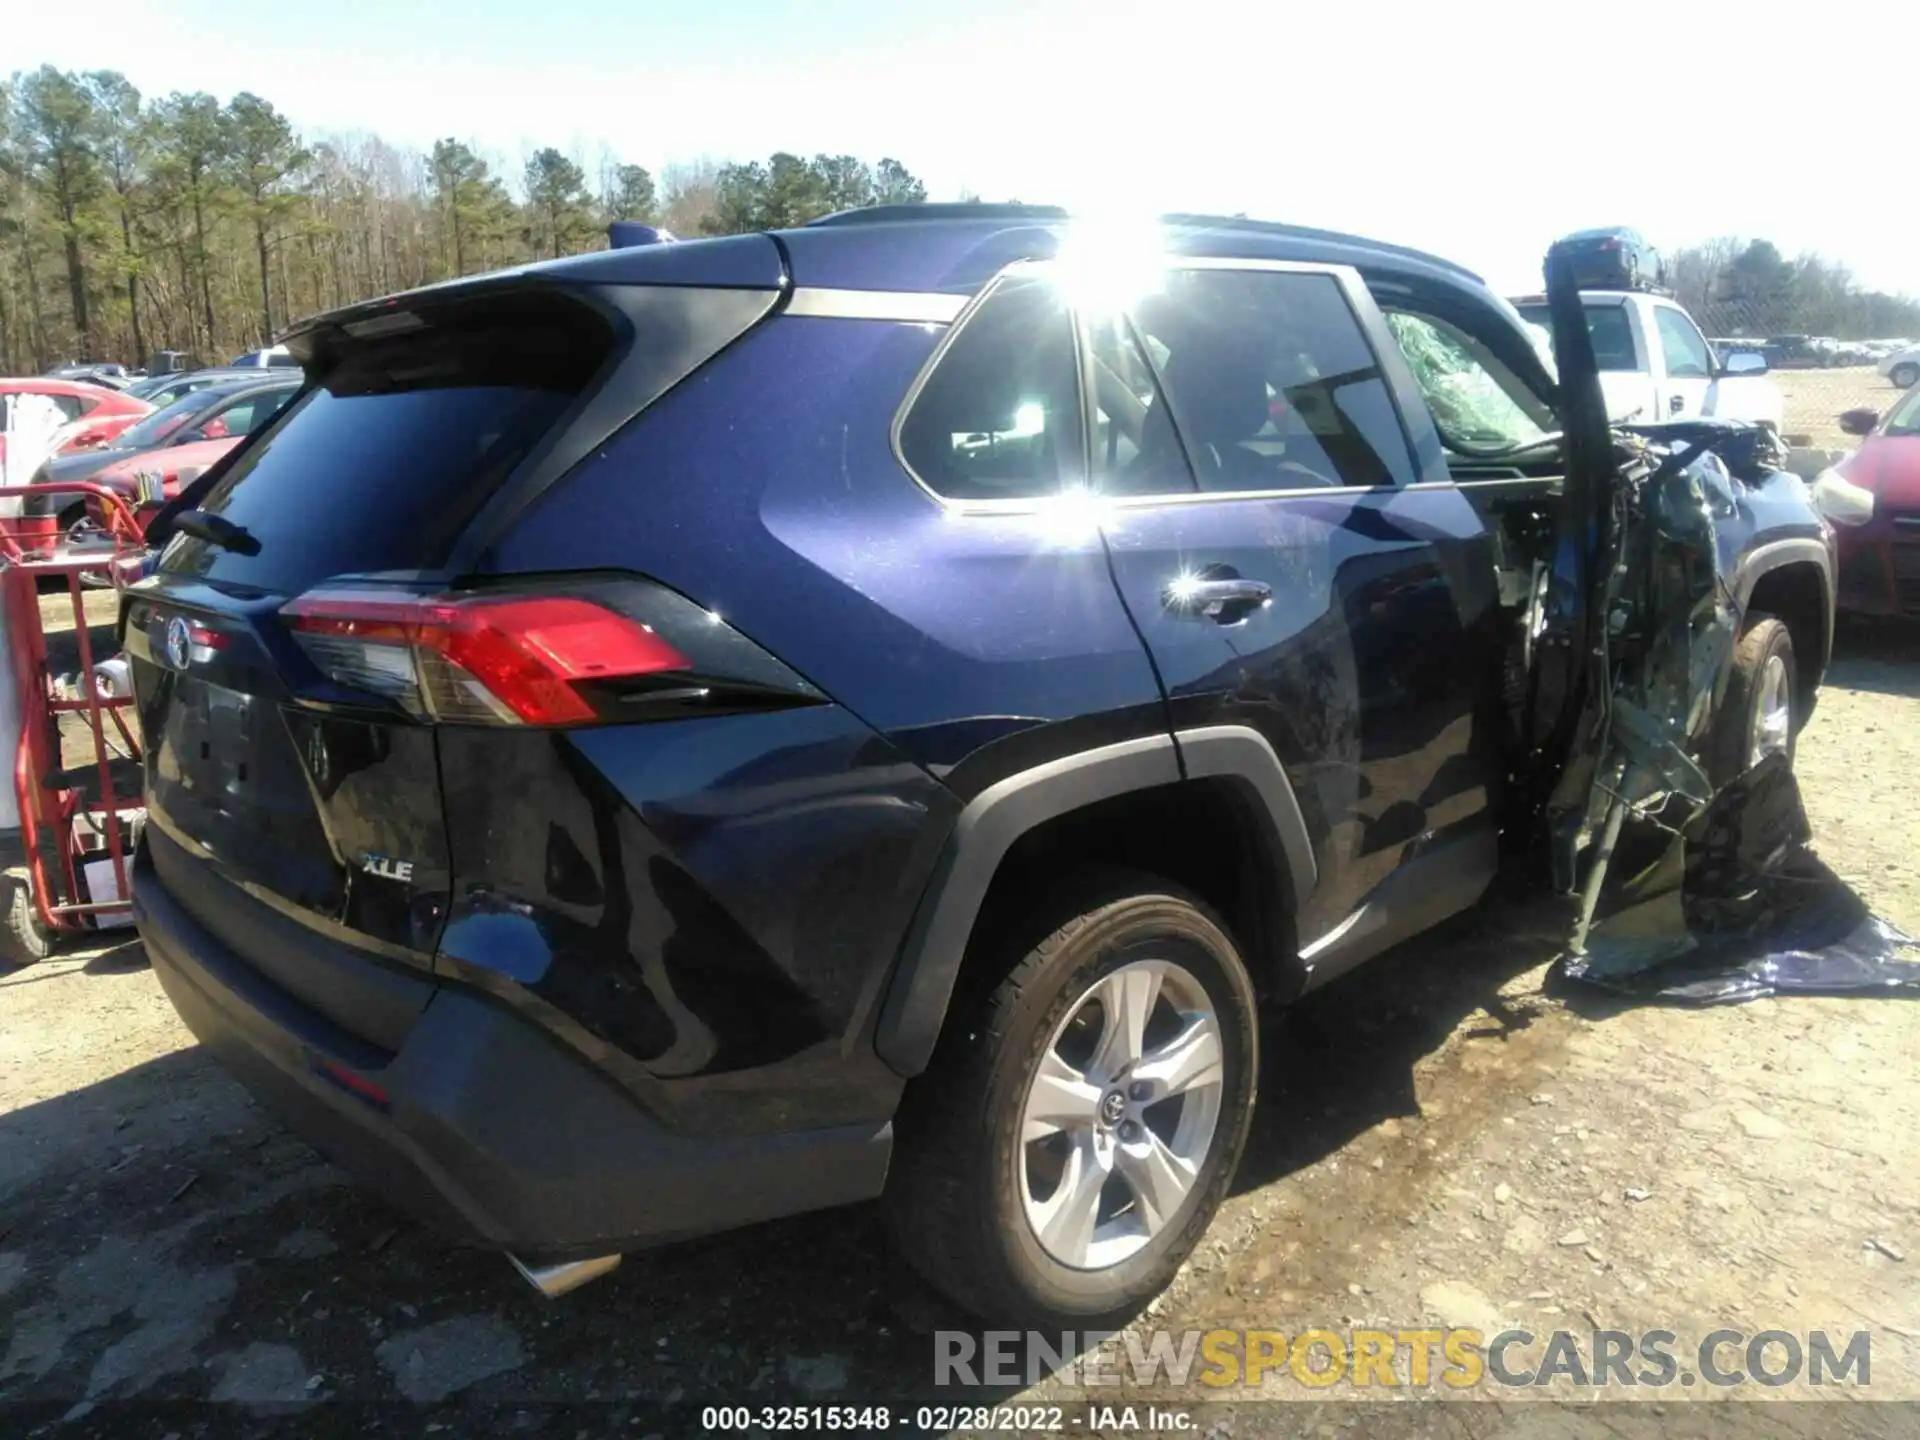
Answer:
xmin=1669 ymin=393 xmax=1685 ymax=414
xmin=1164 ymin=576 xmax=1272 ymax=621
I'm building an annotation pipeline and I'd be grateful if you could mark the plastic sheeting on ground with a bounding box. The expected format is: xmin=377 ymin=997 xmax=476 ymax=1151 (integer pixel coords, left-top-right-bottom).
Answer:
xmin=1559 ymin=755 xmax=1920 ymax=1003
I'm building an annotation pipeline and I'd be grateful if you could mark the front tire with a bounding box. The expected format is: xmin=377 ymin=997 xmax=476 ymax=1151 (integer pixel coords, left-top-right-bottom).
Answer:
xmin=1706 ymin=615 xmax=1797 ymax=787
xmin=884 ymin=871 xmax=1258 ymax=1330
xmin=1892 ymin=363 xmax=1919 ymax=390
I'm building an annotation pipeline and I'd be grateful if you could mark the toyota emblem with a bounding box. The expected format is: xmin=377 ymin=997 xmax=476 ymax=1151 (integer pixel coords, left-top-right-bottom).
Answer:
xmin=164 ymin=616 xmax=192 ymax=671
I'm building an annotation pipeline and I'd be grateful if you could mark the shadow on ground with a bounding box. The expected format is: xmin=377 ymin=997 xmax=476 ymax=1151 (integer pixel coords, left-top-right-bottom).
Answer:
xmin=0 ymin=880 xmax=1577 ymax=1427
xmin=1825 ymin=614 xmax=1920 ymax=698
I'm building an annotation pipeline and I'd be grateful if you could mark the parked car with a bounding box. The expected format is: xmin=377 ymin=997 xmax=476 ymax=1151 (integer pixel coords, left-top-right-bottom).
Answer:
xmin=123 ymin=208 xmax=1836 ymax=1328
xmin=19 ymin=379 xmax=302 ymax=546
xmin=0 ymin=378 xmax=150 ymax=499
xmin=1764 ymin=335 xmax=1825 ymax=370
xmin=1513 ymin=290 xmax=1783 ymax=433
xmin=1879 ymin=344 xmax=1920 ymax=391
xmin=225 ymin=344 xmax=300 ymax=369
xmin=86 ymin=382 xmax=300 ymax=518
xmin=127 ymin=369 xmax=255 ymax=405
xmin=1827 ymin=392 xmax=1920 ymax=615
xmin=46 ymin=362 xmax=133 ymax=389
xmin=1 ymin=375 xmax=148 ymax=426
xmin=1547 ymin=225 xmax=1665 ymax=292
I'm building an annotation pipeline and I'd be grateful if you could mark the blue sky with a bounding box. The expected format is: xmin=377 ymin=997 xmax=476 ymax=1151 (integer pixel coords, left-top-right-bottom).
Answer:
xmin=16 ymin=0 xmax=1918 ymax=297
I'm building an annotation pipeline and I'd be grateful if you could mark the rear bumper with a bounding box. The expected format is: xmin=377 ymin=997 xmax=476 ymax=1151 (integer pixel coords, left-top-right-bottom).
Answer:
xmin=135 ymin=847 xmax=892 ymax=1259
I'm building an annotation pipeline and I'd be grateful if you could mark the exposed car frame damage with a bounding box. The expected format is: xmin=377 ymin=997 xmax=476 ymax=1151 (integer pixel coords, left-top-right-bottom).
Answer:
xmin=1530 ymin=238 xmax=1920 ymax=998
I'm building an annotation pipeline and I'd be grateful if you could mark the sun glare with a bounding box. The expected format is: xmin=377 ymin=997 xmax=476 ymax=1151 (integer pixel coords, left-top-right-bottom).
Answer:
xmin=1051 ymin=218 xmax=1170 ymax=316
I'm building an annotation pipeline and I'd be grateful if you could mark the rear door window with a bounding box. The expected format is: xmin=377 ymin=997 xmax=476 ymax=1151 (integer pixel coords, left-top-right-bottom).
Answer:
xmin=1085 ymin=315 xmax=1194 ymax=496
xmin=1130 ymin=268 xmax=1416 ymax=491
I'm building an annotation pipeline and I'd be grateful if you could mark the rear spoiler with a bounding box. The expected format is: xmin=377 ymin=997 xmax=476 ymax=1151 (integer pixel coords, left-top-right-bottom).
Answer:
xmin=608 ymin=222 xmax=677 ymax=249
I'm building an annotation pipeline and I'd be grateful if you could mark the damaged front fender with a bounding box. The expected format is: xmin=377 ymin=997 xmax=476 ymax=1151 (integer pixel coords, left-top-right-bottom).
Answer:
xmin=1527 ymin=238 xmax=1840 ymax=967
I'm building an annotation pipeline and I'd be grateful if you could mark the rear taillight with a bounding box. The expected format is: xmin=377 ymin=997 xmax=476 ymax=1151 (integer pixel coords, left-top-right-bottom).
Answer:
xmin=284 ymin=589 xmax=691 ymax=725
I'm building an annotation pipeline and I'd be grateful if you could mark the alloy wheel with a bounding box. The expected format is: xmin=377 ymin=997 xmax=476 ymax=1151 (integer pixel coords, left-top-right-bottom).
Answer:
xmin=1017 ymin=958 xmax=1224 ymax=1270
xmin=1749 ymin=652 xmax=1792 ymax=767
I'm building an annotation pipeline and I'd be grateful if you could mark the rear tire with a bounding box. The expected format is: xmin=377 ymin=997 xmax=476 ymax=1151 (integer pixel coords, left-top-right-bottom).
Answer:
xmin=1706 ymin=615 xmax=1797 ymax=787
xmin=1893 ymin=363 xmax=1919 ymax=390
xmin=883 ymin=870 xmax=1258 ymax=1330
xmin=1 ymin=867 xmax=53 ymax=967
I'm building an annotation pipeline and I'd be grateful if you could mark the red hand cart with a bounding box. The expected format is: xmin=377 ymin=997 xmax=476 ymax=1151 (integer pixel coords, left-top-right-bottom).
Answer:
xmin=0 ymin=482 xmax=151 ymax=962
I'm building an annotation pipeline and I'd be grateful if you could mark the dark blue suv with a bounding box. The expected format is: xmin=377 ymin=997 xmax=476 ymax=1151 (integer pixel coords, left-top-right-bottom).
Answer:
xmin=125 ymin=206 xmax=1833 ymax=1327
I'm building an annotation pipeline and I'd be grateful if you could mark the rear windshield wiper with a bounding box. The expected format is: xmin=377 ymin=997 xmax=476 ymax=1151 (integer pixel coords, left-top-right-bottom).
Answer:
xmin=174 ymin=509 xmax=261 ymax=556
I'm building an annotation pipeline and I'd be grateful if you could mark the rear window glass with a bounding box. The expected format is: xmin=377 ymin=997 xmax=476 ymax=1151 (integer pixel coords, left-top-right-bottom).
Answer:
xmin=159 ymin=294 xmax=615 ymax=594
xmin=897 ymin=276 xmax=1083 ymax=502
xmin=1516 ymin=302 xmax=1640 ymax=373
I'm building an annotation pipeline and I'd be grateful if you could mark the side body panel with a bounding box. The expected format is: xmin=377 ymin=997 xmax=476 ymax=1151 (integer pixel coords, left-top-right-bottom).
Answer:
xmin=1094 ymin=259 xmax=1503 ymax=967
xmin=482 ymin=310 xmax=1172 ymax=1114
xmin=489 ymin=314 xmax=1172 ymax=799
xmin=1103 ymin=488 xmax=1501 ymax=963
xmin=435 ymin=706 xmax=956 ymax=1133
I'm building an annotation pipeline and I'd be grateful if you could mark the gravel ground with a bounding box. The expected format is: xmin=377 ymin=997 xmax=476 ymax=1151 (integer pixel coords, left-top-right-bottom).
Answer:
xmin=2 ymin=610 xmax=1917 ymax=1436
xmin=1777 ymin=364 xmax=1906 ymax=449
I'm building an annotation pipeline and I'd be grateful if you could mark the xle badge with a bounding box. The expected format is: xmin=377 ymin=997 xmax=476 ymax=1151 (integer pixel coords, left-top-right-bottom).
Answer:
xmin=361 ymin=854 xmax=414 ymax=883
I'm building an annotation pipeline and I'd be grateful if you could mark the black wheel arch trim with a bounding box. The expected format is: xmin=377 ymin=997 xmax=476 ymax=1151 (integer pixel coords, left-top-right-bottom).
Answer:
xmin=1734 ymin=535 xmax=1835 ymax=677
xmin=873 ymin=725 xmax=1316 ymax=1077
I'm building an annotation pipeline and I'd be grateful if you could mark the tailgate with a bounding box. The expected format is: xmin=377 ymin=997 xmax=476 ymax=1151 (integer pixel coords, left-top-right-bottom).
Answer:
xmin=123 ymin=273 xmax=780 ymax=1045
xmin=126 ymin=585 xmax=446 ymax=1045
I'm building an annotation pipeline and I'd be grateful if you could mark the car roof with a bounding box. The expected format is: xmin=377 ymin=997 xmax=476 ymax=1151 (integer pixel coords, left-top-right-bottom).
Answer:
xmin=175 ymin=376 xmax=280 ymax=401
xmin=142 ymin=376 xmax=289 ymax=414
xmin=285 ymin=206 xmax=1500 ymax=342
xmin=210 ymin=375 xmax=300 ymax=398
xmin=148 ymin=368 xmax=276 ymax=388
xmin=3 ymin=376 xmax=120 ymax=397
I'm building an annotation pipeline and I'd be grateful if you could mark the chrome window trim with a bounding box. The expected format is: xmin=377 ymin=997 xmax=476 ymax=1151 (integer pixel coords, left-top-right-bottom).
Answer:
xmin=888 ymin=268 xmax=1084 ymax=510
xmin=786 ymin=287 xmax=968 ymax=323
xmin=890 ymin=254 xmax=1440 ymax=513
xmin=925 ymin=473 xmax=1565 ymax=519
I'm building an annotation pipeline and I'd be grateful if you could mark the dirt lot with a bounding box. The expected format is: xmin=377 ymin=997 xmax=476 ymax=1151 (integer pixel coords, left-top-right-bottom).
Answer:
xmin=3 ymin=612 xmax=1919 ymax=1435
xmin=1777 ymin=363 xmax=1906 ymax=449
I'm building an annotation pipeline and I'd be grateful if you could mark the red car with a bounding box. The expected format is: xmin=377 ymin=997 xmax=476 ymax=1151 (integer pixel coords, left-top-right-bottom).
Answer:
xmin=82 ymin=380 xmax=300 ymax=535
xmin=89 ymin=434 xmax=245 ymax=533
xmin=1 ymin=377 xmax=150 ymax=480
xmin=1831 ymin=390 xmax=1920 ymax=616
xmin=39 ymin=379 xmax=152 ymax=451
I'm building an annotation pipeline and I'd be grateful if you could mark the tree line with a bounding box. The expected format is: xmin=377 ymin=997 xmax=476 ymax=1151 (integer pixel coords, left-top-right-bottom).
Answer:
xmin=0 ymin=65 xmax=928 ymax=374
xmin=1669 ymin=238 xmax=1920 ymax=340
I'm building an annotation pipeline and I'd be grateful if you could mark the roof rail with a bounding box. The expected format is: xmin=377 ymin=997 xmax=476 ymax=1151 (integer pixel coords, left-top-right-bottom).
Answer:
xmin=1154 ymin=213 xmax=1482 ymax=283
xmin=805 ymin=202 xmax=1071 ymax=227
xmin=797 ymin=203 xmax=1482 ymax=284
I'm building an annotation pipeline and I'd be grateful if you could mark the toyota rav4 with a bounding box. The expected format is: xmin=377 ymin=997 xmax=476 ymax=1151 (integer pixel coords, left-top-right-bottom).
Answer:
xmin=124 ymin=206 xmax=1836 ymax=1329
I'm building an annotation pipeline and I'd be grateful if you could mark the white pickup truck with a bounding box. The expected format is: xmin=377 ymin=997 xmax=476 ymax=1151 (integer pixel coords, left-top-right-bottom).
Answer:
xmin=1512 ymin=290 xmax=1785 ymax=436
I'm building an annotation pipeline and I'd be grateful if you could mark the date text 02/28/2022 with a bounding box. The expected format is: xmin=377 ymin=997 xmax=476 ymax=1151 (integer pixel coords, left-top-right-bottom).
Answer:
xmin=699 ymin=1404 xmax=1191 ymax=1432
